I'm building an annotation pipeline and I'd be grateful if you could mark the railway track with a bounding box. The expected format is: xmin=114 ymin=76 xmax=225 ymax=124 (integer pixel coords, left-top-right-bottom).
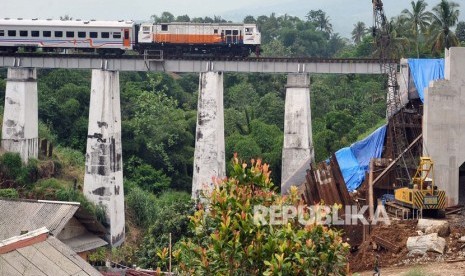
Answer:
xmin=0 ymin=52 xmax=394 ymax=64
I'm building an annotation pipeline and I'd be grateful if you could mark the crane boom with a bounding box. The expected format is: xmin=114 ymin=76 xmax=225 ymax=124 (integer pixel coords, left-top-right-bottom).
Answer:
xmin=372 ymin=0 xmax=419 ymax=185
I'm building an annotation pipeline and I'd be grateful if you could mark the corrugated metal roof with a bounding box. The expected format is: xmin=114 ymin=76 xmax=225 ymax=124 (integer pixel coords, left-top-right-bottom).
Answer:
xmin=0 ymin=235 xmax=101 ymax=276
xmin=0 ymin=199 xmax=79 ymax=240
xmin=62 ymin=233 xmax=108 ymax=253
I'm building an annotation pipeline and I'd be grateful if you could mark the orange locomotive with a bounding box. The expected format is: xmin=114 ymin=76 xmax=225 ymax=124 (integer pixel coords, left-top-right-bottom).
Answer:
xmin=136 ymin=22 xmax=261 ymax=57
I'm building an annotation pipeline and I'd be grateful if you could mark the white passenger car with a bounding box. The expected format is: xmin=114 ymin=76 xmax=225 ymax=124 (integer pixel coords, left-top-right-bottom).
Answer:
xmin=0 ymin=18 xmax=135 ymax=54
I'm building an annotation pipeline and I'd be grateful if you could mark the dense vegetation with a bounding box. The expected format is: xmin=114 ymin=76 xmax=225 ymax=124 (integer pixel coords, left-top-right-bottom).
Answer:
xmin=177 ymin=157 xmax=348 ymax=274
xmin=0 ymin=0 xmax=462 ymax=272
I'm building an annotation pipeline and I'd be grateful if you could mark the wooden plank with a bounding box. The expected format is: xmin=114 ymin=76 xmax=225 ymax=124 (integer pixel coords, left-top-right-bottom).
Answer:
xmin=0 ymin=256 xmax=22 ymax=276
xmin=0 ymin=250 xmax=47 ymax=276
xmin=17 ymin=244 xmax=69 ymax=276
xmin=311 ymin=168 xmax=326 ymax=204
xmin=304 ymin=172 xmax=315 ymax=203
xmin=330 ymin=155 xmax=352 ymax=206
xmin=323 ymin=163 xmax=338 ymax=205
xmin=446 ymin=258 xmax=465 ymax=263
xmin=308 ymin=164 xmax=321 ymax=203
xmin=372 ymin=235 xmax=400 ymax=253
xmin=33 ymin=239 xmax=83 ymax=275
xmin=372 ymin=134 xmax=422 ymax=187
xmin=46 ymin=237 xmax=101 ymax=276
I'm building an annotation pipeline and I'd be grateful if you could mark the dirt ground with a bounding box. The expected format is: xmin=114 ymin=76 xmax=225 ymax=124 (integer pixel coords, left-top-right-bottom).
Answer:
xmin=349 ymin=211 xmax=465 ymax=274
xmin=357 ymin=260 xmax=465 ymax=276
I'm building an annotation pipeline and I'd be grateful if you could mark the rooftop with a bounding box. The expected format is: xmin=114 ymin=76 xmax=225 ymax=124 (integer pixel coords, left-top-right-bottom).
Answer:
xmin=0 ymin=227 xmax=101 ymax=276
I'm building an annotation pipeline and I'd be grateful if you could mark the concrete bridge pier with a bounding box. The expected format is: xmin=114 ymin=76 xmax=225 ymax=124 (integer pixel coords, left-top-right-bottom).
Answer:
xmin=192 ymin=71 xmax=226 ymax=200
xmin=424 ymin=47 xmax=465 ymax=206
xmin=281 ymin=73 xmax=314 ymax=189
xmin=1 ymin=68 xmax=38 ymax=163
xmin=83 ymin=69 xmax=124 ymax=246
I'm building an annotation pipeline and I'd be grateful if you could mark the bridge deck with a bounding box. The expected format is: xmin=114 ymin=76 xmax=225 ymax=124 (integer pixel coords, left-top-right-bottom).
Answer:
xmin=0 ymin=53 xmax=393 ymax=74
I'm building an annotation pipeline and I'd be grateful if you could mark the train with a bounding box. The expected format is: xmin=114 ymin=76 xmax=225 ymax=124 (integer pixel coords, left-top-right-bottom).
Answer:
xmin=0 ymin=18 xmax=261 ymax=57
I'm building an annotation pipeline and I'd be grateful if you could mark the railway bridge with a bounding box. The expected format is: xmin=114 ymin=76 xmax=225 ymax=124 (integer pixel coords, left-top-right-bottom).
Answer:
xmin=0 ymin=53 xmax=393 ymax=246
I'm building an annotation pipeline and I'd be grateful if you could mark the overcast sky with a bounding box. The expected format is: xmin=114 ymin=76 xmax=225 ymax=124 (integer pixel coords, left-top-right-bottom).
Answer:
xmin=1 ymin=0 xmax=464 ymax=38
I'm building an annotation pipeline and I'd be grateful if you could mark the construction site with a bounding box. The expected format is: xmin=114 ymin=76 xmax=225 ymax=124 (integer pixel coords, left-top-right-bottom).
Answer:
xmin=280 ymin=21 xmax=465 ymax=274
xmin=279 ymin=1 xmax=465 ymax=272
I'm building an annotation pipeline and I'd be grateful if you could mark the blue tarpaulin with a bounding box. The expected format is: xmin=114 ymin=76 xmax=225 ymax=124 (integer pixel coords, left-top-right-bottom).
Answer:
xmin=335 ymin=125 xmax=387 ymax=192
xmin=408 ymin=59 xmax=445 ymax=102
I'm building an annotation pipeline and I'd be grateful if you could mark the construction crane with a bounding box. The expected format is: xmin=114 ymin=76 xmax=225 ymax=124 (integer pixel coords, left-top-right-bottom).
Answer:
xmin=371 ymin=0 xmax=421 ymax=186
xmin=387 ymin=157 xmax=446 ymax=218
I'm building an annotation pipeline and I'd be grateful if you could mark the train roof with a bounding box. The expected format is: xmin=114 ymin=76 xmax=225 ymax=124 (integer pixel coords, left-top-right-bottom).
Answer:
xmin=145 ymin=22 xmax=257 ymax=27
xmin=0 ymin=18 xmax=135 ymax=28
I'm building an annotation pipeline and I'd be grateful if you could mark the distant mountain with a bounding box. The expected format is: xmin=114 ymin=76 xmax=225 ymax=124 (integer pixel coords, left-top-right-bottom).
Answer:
xmin=220 ymin=0 xmax=464 ymax=39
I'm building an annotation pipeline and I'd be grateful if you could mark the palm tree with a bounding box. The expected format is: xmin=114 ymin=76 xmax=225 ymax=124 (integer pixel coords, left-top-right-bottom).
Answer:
xmin=401 ymin=0 xmax=433 ymax=58
xmin=372 ymin=20 xmax=410 ymax=59
xmin=351 ymin=22 xmax=367 ymax=44
xmin=429 ymin=0 xmax=460 ymax=55
xmin=306 ymin=10 xmax=333 ymax=35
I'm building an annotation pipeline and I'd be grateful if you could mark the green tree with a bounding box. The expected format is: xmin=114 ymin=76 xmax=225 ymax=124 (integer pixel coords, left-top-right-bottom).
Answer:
xmin=243 ymin=15 xmax=256 ymax=23
xmin=306 ymin=10 xmax=333 ymax=35
xmin=372 ymin=20 xmax=410 ymax=59
xmin=260 ymin=39 xmax=292 ymax=57
xmin=178 ymin=157 xmax=349 ymax=275
xmin=351 ymin=21 xmax=367 ymax=45
xmin=429 ymin=0 xmax=460 ymax=55
xmin=124 ymin=90 xmax=194 ymax=190
xmin=401 ymin=0 xmax=433 ymax=58
xmin=151 ymin=12 xmax=175 ymax=23
xmin=136 ymin=191 xmax=193 ymax=269
xmin=125 ymin=157 xmax=171 ymax=194
xmin=226 ymin=133 xmax=262 ymax=162
xmin=175 ymin=15 xmax=190 ymax=22
xmin=455 ymin=21 xmax=465 ymax=42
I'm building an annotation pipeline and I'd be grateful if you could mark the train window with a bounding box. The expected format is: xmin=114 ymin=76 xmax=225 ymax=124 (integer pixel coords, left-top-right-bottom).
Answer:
xmin=113 ymin=32 xmax=121 ymax=39
xmin=101 ymin=32 xmax=110 ymax=38
xmin=225 ymin=30 xmax=231 ymax=35
xmin=43 ymin=31 xmax=51 ymax=37
xmin=31 ymin=31 xmax=40 ymax=37
xmin=0 ymin=30 xmax=4 ymax=37
xmin=90 ymin=32 xmax=98 ymax=38
xmin=232 ymin=30 xmax=238 ymax=35
xmin=214 ymin=29 xmax=218 ymax=34
xmin=124 ymin=30 xmax=129 ymax=39
xmin=161 ymin=24 xmax=168 ymax=31
xmin=78 ymin=32 xmax=86 ymax=38
xmin=66 ymin=31 xmax=74 ymax=38
xmin=20 ymin=31 xmax=28 ymax=37
xmin=143 ymin=26 xmax=150 ymax=33
xmin=55 ymin=31 xmax=63 ymax=37
xmin=8 ymin=30 xmax=16 ymax=37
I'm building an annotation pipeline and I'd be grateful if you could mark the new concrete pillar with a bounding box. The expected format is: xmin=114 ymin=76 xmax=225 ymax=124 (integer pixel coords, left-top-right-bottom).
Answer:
xmin=282 ymin=73 xmax=314 ymax=188
xmin=1 ymin=68 xmax=38 ymax=163
xmin=83 ymin=70 xmax=124 ymax=246
xmin=423 ymin=47 xmax=465 ymax=206
xmin=192 ymin=72 xmax=225 ymax=200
